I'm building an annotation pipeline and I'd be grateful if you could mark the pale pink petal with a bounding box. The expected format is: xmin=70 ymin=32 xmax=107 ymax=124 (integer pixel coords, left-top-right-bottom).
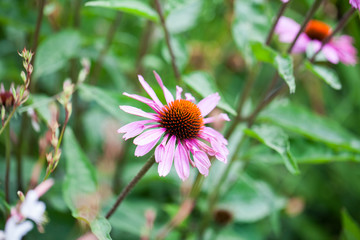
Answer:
xmin=174 ymin=141 xmax=190 ymax=181
xmin=330 ymin=36 xmax=357 ymax=65
xmin=123 ymin=92 xmax=161 ymax=113
xmin=153 ymin=71 xmax=174 ymax=104
xmin=176 ymin=86 xmax=183 ymax=100
xmin=135 ymin=137 xmax=160 ymax=156
xmin=275 ymin=16 xmax=300 ymax=42
xmin=155 ymin=136 xmax=168 ymax=163
xmin=138 ymin=75 xmax=164 ymax=108
xmin=123 ymin=124 xmax=159 ymax=140
xmin=134 ymin=128 xmax=165 ymax=146
xmin=350 ymin=0 xmax=360 ymax=9
xmin=34 ymin=179 xmax=54 ymax=197
xmin=185 ymin=93 xmax=195 ymax=102
xmin=193 ymin=150 xmax=211 ymax=176
xmin=192 ymin=139 xmax=216 ymax=156
xmin=197 ymin=93 xmax=220 ymax=117
xmin=119 ymin=106 xmax=158 ymax=120
xmin=292 ymin=34 xmax=310 ymax=53
xmin=117 ymin=120 xmax=153 ymax=133
xmin=158 ymin=135 xmax=176 ymax=176
xmin=204 ymin=113 xmax=230 ymax=124
xmin=322 ymin=44 xmax=339 ymax=64
xmin=203 ymin=127 xmax=228 ymax=145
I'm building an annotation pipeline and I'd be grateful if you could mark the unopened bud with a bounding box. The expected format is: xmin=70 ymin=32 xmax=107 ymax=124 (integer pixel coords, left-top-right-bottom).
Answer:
xmin=46 ymin=152 xmax=53 ymax=165
xmin=20 ymin=71 xmax=26 ymax=83
xmin=17 ymin=191 xmax=25 ymax=201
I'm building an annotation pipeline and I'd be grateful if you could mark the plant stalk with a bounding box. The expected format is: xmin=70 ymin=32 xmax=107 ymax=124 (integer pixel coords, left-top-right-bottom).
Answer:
xmin=266 ymin=0 xmax=290 ymax=45
xmin=5 ymin=123 xmax=11 ymax=204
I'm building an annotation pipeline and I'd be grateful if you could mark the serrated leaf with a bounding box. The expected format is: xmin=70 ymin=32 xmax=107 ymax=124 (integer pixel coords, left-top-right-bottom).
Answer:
xmin=259 ymin=103 xmax=360 ymax=153
xmin=305 ymin=61 xmax=341 ymax=90
xmin=251 ymin=42 xmax=295 ymax=93
xmin=341 ymin=209 xmax=360 ymax=240
xmin=183 ymin=71 xmax=237 ymax=116
xmin=63 ymin=128 xmax=111 ymax=240
xmin=244 ymin=125 xmax=300 ymax=174
xmin=34 ymin=30 xmax=81 ymax=78
xmin=85 ymin=1 xmax=158 ymax=22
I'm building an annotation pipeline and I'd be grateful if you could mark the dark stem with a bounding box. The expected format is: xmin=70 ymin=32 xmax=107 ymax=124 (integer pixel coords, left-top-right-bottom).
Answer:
xmin=90 ymin=12 xmax=123 ymax=84
xmin=105 ymin=155 xmax=155 ymax=219
xmin=5 ymin=123 xmax=11 ymax=204
xmin=309 ymin=7 xmax=356 ymax=62
xmin=73 ymin=0 xmax=82 ymax=28
xmin=265 ymin=1 xmax=290 ymax=45
xmin=31 ymin=0 xmax=46 ymax=60
xmin=287 ymin=0 xmax=324 ymax=53
xmin=136 ymin=20 xmax=155 ymax=75
xmin=154 ymin=0 xmax=182 ymax=83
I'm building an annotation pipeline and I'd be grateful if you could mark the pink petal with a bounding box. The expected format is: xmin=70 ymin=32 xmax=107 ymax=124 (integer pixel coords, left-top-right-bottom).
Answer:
xmin=275 ymin=16 xmax=300 ymax=42
xmin=322 ymin=44 xmax=339 ymax=64
xmin=135 ymin=137 xmax=160 ymax=157
xmin=193 ymin=150 xmax=211 ymax=176
xmin=176 ymin=86 xmax=183 ymax=100
xmin=138 ymin=75 xmax=164 ymax=109
xmin=153 ymin=71 xmax=174 ymax=104
xmin=197 ymin=93 xmax=220 ymax=117
xmin=123 ymin=93 xmax=161 ymax=113
xmin=174 ymin=141 xmax=190 ymax=181
xmin=134 ymin=128 xmax=165 ymax=146
xmin=155 ymin=136 xmax=168 ymax=163
xmin=192 ymin=139 xmax=216 ymax=156
xmin=118 ymin=120 xmax=154 ymax=140
xmin=203 ymin=127 xmax=228 ymax=145
xmin=119 ymin=106 xmax=158 ymax=120
xmin=204 ymin=113 xmax=230 ymax=124
xmin=185 ymin=93 xmax=195 ymax=102
xmin=158 ymin=135 xmax=176 ymax=177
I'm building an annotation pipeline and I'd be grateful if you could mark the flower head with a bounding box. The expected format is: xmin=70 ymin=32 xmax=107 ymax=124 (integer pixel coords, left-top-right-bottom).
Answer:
xmin=0 ymin=84 xmax=14 ymax=107
xmin=118 ymin=72 xmax=229 ymax=180
xmin=275 ymin=16 xmax=357 ymax=65
xmin=350 ymin=0 xmax=360 ymax=9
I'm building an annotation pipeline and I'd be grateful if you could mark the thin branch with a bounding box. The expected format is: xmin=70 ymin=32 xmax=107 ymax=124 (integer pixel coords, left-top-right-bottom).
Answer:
xmin=106 ymin=155 xmax=155 ymax=219
xmin=266 ymin=1 xmax=290 ymax=45
xmin=5 ymin=123 xmax=11 ymax=204
xmin=154 ymin=0 xmax=181 ymax=82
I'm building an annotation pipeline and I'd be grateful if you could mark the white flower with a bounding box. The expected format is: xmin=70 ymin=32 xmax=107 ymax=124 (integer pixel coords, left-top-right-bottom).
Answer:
xmin=20 ymin=190 xmax=46 ymax=224
xmin=0 ymin=216 xmax=33 ymax=240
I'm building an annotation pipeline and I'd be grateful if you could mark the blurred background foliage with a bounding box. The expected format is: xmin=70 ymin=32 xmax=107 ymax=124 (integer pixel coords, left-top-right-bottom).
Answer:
xmin=1 ymin=0 xmax=360 ymax=239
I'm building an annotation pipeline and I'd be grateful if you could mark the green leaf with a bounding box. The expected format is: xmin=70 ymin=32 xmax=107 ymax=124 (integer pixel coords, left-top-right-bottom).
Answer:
xmin=341 ymin=209 xmax=360 ymax=240
xmin=63 ymin=128 xmax=112 ymax=240
xmin=231 ymin=0 xmax=269 ymax=65
xmin=161 ymin=35 xmax=188 ymax=72
xmin=85 ymin=1 xmax=158 ymax=22
xmin=251 ymin=42 xmax=295 ymax=93
xmin=219 ymin=174 xmax=286 ymax=223
xmin=183 ymin=71 xmax=237 ymax=116
xmin=259 ymin=102 xmax=360 ymax=153
xmin=244 ymin=125 xmax=299 ymax=174
xmin=34 ymin=30 xmax=81 ymax=78
xmin=305 ymin=61 xmax=341 ymax=90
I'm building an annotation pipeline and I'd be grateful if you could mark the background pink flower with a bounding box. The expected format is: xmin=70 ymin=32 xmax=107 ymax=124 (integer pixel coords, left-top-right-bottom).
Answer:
xmin=275 ymin=16 xmax=357 ymax=65
xmin=349 ymin=0 xmax=360 ymax=9
xmin=118 ymin=72 xmax=229 ymax=181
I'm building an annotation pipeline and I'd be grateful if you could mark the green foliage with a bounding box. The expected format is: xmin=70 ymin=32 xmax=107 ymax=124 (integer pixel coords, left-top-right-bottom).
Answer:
xmin=305 ymin=61 xmax=341 ymax=90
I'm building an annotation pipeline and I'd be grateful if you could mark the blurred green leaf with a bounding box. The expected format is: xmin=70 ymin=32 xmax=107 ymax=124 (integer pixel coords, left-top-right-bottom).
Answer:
xmin=259 ymin=103 xmax=360 ymax=153
xmin=161 ymin=35 xmax=188 ymax=72
xmin=63 ymin=128 xmax=111 ymax=240
xmin=305 ymin=61 xmax=341 ymax=90
xmin=183 ymin=71 xmax=237 ymax=115
xmin=166 ymin=0 xmax=203 ymax=33
xmin=85 ymin=1 xmax=158 ymax=22
xmin=232 ymin=0 xmax=269 ymax=65
xmin=244 ymin=125 xmax=299 ymax=174
xmin=34 ymin=30 xmax=81 ymax=78
xmin=251 ymin=42 xmax=295 ymax=93
xmin=219 ymin=174 xmax=286 ymax=223
xmin=341 ymin=209 xmax=360 ymax=240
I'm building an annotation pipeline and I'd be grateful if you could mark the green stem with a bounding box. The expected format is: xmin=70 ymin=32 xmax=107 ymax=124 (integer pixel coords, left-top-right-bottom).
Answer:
xmin=106 ymin=155 xmax=156 ymax=219
xmin=5 ymin=122 xmax=11 ymax=204
xmin=0 ymin=107 xmax=17 ymax=136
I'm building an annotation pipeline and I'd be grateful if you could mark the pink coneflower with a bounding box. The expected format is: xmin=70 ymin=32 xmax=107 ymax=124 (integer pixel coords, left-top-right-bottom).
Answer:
xmin=275 ymin=17 xmax=357 ymax=65
xmin=350 ymin=0 xmax=360 ymax=9
xmin=118 ymin=72 xmax=229 ymax=181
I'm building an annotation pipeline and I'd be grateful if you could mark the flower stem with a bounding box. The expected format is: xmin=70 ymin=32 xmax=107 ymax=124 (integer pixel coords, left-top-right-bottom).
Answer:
xmin=4 ymin=122 xmax=11 ymax=204
xmin=309 ymin=7 xmax=356 ymax=63
xmin=287 ymin=0 xmax=324 ymax=53
xmin=105 ymin=155 xmax=156 ymax=219
xmin=0 ymin=106 xmax=17 ymax=136
xmin=154 ymin=0 xmax=182 ymax=83
xmin=265 ymin=1 xmax=290 ymax=45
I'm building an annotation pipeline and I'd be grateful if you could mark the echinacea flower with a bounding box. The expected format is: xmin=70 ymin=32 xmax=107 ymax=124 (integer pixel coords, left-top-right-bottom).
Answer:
xmin=275 ymin=16 xmax=357 ymax=65
xmin=118 ymin=72 xmax=229 ymax=181
xmin=350 ymin=0 xmax=360 ymax=9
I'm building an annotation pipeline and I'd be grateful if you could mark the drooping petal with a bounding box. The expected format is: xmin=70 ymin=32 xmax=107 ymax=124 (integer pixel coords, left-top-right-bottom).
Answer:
xmin=275 ymin=16 xmax=300 ymax=43
xmin=119 ymin=106 xmax=158 ymax=120
xmin=322 ymin=44 xmax=340 ymax=64
xmin=138 ymin=75 xmax=164 ymax=108
xmin=123 ymin=93 xmax=161 ymax=113
xmin=185 ymin=93 xmax=195 ymax=102
xmin=176 ymin=86 xmax=183 ymax=100
xmin=174 ymin=141 xmax=190 ymax=181
xmin=158 ymin=135 xmax=176 ymax=177
xmin=155 ymin=137 xmax=167 ymax=163
xmin=349 ymin=0 xmax=360 ymax=9
xmin=118 ymin=120 xmax=155 ymax=140
xmin=330 ymin=36 xmax=357 ymax=65
xmin=133 ymin=128 xmax=165 ymax=146
xmin=203 ymin=127 xmax=228 ymax=145
xmin=204 ymin=113 xmax=230 ymax=124
xmin=135 ymin=137 xmax=161 ymax=157
xmin=153 ymin=71 xmax=174 ymax=104
xmin=193 ymin=150 xmax=211 ymax=176
xmin=197 ymin=93 xmax=220 ymax=117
